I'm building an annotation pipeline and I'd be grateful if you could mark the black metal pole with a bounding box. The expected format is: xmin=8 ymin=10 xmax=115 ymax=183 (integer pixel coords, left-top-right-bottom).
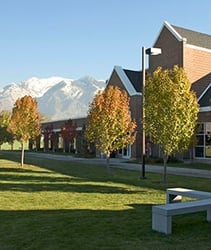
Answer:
xmin=141 ymin=46 xmax=146 ymax=179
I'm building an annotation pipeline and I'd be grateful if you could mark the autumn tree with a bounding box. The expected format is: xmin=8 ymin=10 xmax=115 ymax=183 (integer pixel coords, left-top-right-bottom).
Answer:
xmin=43 ymin=124 xmax=53 ymax=152
xmin=85 ymin=85 xmax=136 ymax=171
xmin=144 ymin=65 xmax=199 ymax=182
xmin=61 ymin=119 xmax=77 ymax=153
xmin=7 ymin=95 xmax=41 ymax=166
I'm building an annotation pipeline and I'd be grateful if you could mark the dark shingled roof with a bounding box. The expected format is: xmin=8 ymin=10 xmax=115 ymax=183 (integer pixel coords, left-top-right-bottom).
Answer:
xmin=199 ymin=86 xmax=211 ymax=107
xmin=123 ymin=69 xmax=142 ymax=93
xmin=172 ymin=25 xmax=211 ymax=50
xmin=191 ymin=73 xmax=211 ymax=98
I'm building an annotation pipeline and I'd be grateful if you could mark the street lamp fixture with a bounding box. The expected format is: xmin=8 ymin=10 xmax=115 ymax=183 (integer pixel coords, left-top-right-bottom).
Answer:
xmin=141 ymin=46 xmax=161 ymax=179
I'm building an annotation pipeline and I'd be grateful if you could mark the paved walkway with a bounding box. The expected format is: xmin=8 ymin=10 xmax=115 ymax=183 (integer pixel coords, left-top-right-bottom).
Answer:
xmin=25 ymin=152 xmax=211 ymax=179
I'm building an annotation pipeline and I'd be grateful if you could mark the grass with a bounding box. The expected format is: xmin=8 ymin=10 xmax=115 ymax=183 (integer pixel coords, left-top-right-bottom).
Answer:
xmin=129 ymin=157 xmax=211 ymax=170
xmin=0 ymin=152 xmax=211 ymax=249
xmin=0 ymin=141 xmax=28 ymax=150
xmin=168 ymin=162 xmax=211 ymax=170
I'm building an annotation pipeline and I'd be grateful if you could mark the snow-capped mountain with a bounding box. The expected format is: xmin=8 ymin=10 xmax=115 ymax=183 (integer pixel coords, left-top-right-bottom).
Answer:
xmin=0 ymin=76 xmax=106 ymax=120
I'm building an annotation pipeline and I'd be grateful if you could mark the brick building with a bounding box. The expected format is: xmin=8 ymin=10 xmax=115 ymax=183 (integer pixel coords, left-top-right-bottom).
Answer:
xmin=40 ymin=117 xmax=87 ymax=153
xmin=41 ymin=21 xmax=211 ymax=159
xmin=106 ymin=21 xmax=211 ymax=159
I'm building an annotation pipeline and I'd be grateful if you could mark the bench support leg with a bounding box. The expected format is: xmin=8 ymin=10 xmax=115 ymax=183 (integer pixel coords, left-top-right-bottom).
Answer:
xmin=152 ymin=213 xmax=172 ymax=234
xmin=167 ymin=194 xmax=182 ymax=203
xmin=207 ymin=208 xmax=211 ymax=221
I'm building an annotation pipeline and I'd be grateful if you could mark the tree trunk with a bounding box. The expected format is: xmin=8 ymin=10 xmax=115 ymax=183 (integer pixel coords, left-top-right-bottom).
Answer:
xmin=106 ymin=153 xmax=110 ymax=175
xmin=163 ymin=154 xmax=168 ymax=183
xmin=21 ymin=142 xmax=24 ymax=166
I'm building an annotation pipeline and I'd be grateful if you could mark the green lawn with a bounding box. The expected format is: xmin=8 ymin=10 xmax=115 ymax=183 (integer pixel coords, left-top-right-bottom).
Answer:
xmin=0 ymin=141 xmax=28 ymax=150
xmin=0 ymin=152 xmax=211 ymax=249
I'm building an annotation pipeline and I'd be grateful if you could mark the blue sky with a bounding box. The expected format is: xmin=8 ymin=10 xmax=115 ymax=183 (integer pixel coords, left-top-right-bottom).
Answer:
xmin=0 ymin=0 xmax=210 ymax=87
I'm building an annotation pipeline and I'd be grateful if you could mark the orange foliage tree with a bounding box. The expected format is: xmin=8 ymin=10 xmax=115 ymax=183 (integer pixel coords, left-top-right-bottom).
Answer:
xmin=8 ymin=95 xmax=41 ymax=166
xmin=85 ymin=85 xmax=136 ymax=170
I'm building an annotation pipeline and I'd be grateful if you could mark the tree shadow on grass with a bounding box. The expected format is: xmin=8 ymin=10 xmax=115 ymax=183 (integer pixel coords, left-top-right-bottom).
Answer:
xmin=0 ymin=205 xmax=151 ymax=249
xmin=0 ymin=166 xmax=149 ymax=194
xmin=0 ymin=204 xmax=211 ymax=249
xmin=0 ymin=167 xmax=50 ymax=174
xmin=0 ymin=152 xmax=173 ymax=193
xmin=0 ymin=181 xmax=150 ymax=193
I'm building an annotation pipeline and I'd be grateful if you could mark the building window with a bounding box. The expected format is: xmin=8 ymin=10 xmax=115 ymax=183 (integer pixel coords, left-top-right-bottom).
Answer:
xmin=195 ymin=122 xmax=211 ymax=158
xmin=205 ymin=123 xmax=211 ymax=158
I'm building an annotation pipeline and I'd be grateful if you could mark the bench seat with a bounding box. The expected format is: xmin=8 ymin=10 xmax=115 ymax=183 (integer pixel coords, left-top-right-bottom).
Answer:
xmin=166 ymin=187 xmax=211 ymax=203
xmin=152 ymin=198 xmax=211 ymax=234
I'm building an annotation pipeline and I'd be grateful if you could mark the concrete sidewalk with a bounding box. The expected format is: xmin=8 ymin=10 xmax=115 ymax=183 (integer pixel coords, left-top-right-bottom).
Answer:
xmin=25 ymin=152 xmax=211 ymax=179
xmin=111 ymin=160 xmax=211 ymax=179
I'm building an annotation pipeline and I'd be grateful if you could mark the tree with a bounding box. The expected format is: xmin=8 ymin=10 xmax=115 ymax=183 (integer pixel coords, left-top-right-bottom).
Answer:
xmin=43 ymin=124 xmax=53 ymax=152
xmin=85 ymin=85 xmax=136 ymax=171
xmin=7 ymin=95 xmax=41 ymax=166
xmin=39 ymin=113 xmax=51 ymax=122
xmin=144 ymin=65 xmax=199 ymax=182
xmin=51 ymin=131 xmax=58 ymax=152
xmin=0 ymin=127 xmax=14 ymax=149
xmin=0 ymin=110 xmax=11 ymax=127
xmin=0 ymin=111 xmax=14 ymax=149
xmin=76 ymin=124 xmax=93 ymax=156
xmin=61 ymin=119 xmax=77 ymax=153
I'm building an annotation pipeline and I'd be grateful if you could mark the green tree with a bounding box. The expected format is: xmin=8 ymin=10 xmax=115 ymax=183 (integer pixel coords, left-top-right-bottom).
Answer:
xmin=0 ymin=111 xmax=14 ymax=149
xmin=0 ymin=110 xmax=11 ymax=127
xmin=144 ymin=65 xmax=199 ymax=182
xmin=85 ymin=85 xmax=136 ymax=172
xmin=7 ymin=96 xmax=41 ymax=166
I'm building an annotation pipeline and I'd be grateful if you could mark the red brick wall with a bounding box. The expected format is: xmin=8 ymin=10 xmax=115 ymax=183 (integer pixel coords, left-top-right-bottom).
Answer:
xmin=130 ymin=95 xmax=142 ymax=158
xmin=107 ymin=70 xmax=128 ymax=91
xmin=149 ymin=26 xmax=184 ymax=72
xmin=149 ymin=26 xmax=211 ymax=86
xmin=198 ymin=111 xmax=211 ymax=122
xmin=184 ymin=46 xmax=211 ymax=83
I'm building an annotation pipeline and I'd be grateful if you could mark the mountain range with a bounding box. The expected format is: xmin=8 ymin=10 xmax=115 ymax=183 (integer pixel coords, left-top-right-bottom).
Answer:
xmin=0 ymin=76 xmax=106 ymax=121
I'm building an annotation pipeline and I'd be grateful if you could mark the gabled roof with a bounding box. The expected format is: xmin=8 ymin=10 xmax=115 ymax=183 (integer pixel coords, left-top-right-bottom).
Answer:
xmin=172 ymin=25 xmax=211 ymax=50
xmin=113 ymin=66 xmax=141 ymax=96
xmin=123 ymin=69 xmax=142 ymax=93
xmin=190 ymin=73 xmax=211 ymax=110
xmin=161 ymin=21 xmax=211 ymax=50
xmin=198 ymin=83 xmax=211 ymax=107
xmin=192 ymin=73 xmax=211 ymax=99
xmin=111 ymin=22 xmax=211 ymax=103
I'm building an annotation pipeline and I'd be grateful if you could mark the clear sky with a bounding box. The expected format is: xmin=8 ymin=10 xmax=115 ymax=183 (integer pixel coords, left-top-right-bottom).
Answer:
xmin=0 ymin=0 xmax=210 ymax=88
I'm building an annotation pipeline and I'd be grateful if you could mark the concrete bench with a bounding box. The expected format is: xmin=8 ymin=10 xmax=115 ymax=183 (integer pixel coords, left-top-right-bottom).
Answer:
xmin=166 ymin=187 xmax=211 ymax=203
xmin=152 ymin=198 xmax=211 ymax=234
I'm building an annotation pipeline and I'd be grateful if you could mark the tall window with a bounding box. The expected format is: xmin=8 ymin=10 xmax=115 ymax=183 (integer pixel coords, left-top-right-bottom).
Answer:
xmin=205 ymin=123 xmax=211 ymax=157
xmin=195 ymin=122 xmax=211 ymax=158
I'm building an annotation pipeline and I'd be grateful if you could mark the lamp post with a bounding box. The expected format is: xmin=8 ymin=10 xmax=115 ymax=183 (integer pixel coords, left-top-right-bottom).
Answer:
xmin=141 ymin=46 xmax=161 ymax=179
